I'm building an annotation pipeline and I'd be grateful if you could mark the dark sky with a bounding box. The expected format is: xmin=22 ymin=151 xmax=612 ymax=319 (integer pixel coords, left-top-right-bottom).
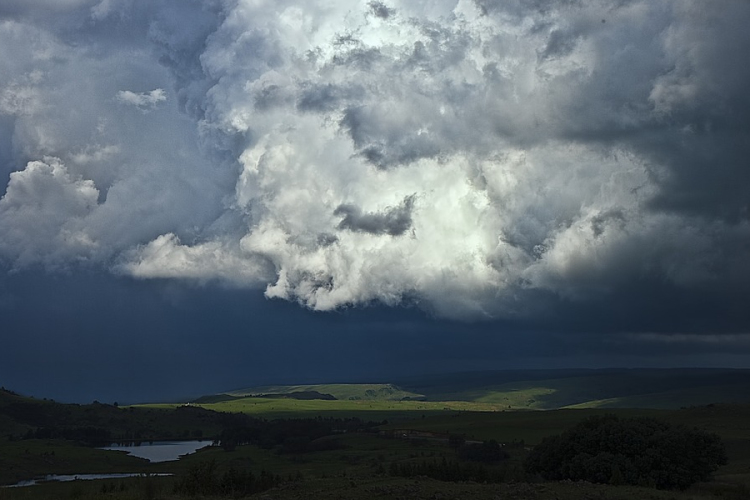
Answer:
xmin=3 ymin=267 xmax=749 ymax=404
xmin=1 ymin=1 xmax=750 ymax=403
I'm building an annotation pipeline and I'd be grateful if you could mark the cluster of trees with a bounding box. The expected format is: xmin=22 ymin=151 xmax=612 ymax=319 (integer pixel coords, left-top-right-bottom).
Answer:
xmin=173 ymin=460 xmax=282 ymax=497
xmin=22 ymin=426 xmax=112 ymax=445
xmin=524 ymin=414 xmax=727 ymax=490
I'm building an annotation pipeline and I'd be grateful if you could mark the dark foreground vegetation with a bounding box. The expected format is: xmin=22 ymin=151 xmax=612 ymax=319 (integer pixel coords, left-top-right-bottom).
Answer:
xmin=2 ymin=382 xmax=750 ymax=500
xmin=525 ymin=414 xmax=727 ymax=489
xmin=0 ymin=387 xmax=237 ymax=445
xmin=173 ymin=460 xmax=283 ymax=497
xmin=217 ymin=417 xmax=381 ymax=453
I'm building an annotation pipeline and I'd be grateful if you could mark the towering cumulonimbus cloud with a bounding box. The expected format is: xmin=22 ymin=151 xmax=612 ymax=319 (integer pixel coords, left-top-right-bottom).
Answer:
xmin=1 ymin=0 xmax=749 ymax=323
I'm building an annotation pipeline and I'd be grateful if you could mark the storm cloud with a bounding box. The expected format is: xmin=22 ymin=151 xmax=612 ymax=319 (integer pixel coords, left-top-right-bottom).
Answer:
xmin=1 ymin=0 xmax=749 ymax=329
xmin=335 ymin=195 xmax=415 ymax=236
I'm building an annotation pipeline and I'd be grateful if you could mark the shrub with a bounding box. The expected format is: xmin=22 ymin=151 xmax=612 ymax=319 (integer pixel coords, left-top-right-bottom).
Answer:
xmin=524 ymin=414 xmax=726 ymax=490
xmin=457 ymin=440 xmax=509 ymax=463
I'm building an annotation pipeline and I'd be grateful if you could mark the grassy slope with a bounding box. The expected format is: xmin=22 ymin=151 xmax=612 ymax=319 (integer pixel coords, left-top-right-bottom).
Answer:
xmin=564 ymin=383 xmax=750 ymax=409
xmin=225 ymin=384 xmax=424 ymax=401
xmin=400 ymin=368 xmax=750 ymax=409
xmin=192 ymin=369 xmax=750 ymax=411
xmin=142 ymin=397 xmax=506 ymax=421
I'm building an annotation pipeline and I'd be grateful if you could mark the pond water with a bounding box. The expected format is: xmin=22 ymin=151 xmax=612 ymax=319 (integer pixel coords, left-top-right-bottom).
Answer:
xmin=6 ymin=473 xmax=172 ymax=488
xmin=100 ymin=440 xmax=212 ymax=462
xmin=3 ymin=441 xmax=211 ymax=488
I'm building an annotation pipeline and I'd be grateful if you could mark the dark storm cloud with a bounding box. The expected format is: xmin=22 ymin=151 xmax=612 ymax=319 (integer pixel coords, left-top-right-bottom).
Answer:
xmin=0 ymin=0 xmax=93 ymax=18
xmin=368 ymin=1 xmax=395 ymax=20
xmin=296 ymin=83 xmax=365 ymax=113
xmin=540 ymin=29 xmax=579 ymax=60
xmin=3 ymin=268 xmax=749 ymax=403
xmin=339 ymin=106 xmax=442 ymax=168
xmin=297 ymin=83 xmax=342 ymax=113
xmin=335 ymin=195 xmax=415 ymax=236
xmin=590 ymin=209 xmax=626 ymax=238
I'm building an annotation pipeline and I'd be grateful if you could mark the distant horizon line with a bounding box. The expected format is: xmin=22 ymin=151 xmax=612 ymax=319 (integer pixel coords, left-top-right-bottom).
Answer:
xmin=7 ymin=365 xmax=750 ymax=405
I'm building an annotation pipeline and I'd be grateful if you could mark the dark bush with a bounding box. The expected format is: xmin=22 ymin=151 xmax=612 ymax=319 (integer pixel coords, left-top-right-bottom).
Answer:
xmin=524 ymin=414 xmax=726 ymax=490
xmin=457 ymin=440 xmax=509 ymax=463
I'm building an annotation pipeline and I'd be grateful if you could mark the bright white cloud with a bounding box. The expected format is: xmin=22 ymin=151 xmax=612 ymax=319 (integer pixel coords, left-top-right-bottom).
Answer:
xmin=121 ymin=233 xmax=270 ymax=285
xmin=1 ymin=0 xmax=749 ymax=322
xmin=0 ymin=157 xmax=99 ymax=267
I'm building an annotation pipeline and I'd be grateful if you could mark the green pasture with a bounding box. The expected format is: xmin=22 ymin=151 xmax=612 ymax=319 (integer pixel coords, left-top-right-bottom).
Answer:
xmin=139 ymin=397 xmax=509 ymax=420
xmin=415 ymin=374 xmax=750 ymax=410
xmin=225 ymin=383 xmax=424 ymax=401
xmin=564 ymin=383 xmax=750 ymax=410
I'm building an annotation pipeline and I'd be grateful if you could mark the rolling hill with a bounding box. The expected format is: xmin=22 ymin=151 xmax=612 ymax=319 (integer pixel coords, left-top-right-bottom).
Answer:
xmin=196 ymin=368 xmax=750 ymax=410
xmin=404 ymin=368 xmax=750 ymax=409
xmin=218 ymin=383 xmax=425 ymax=402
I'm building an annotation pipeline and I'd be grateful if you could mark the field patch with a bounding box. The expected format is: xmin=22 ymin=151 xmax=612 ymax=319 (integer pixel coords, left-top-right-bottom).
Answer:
xmin=223 ymin=383 xmax=424 ymax=401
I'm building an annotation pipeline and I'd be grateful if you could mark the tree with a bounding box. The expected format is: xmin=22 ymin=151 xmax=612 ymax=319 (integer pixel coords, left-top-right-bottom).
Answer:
xmin=524 ymin=414 xmax=726 ymax=490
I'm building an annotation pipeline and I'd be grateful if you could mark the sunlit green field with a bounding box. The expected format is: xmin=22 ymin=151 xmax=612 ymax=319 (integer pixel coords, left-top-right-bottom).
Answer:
xmin=138 ymin=397 xmax=512 ymax=420
xmin=226 ymin=383 xmax=425 ymax=401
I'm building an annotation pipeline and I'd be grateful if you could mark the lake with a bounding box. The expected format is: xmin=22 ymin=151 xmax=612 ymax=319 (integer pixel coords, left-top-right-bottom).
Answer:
xmin=6 ymin=473 xmax=172 ymax=488
xmin=5 ymin=441 xmax=211 ymax=488
xmin=100 ymin=440 xmax=212 ymax=462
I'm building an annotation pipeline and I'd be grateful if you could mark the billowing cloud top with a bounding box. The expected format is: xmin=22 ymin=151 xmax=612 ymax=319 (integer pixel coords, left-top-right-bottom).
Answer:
xmin=1 ymin=0 xmax=749 ymax=327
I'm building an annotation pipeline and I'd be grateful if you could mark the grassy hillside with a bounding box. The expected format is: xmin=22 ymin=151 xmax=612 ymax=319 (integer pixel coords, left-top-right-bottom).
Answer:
xmin=564 ymin=383 xmax=750 ymax=409
xmin=397 ymin=368 xmax=750 ymax=409
xmin=141 ymin=397 xmax=504 ymax=421
xmin=224 ymin=383 xmax=424 ymax=401
xmin=195 ymin=369 xmax=750 ymax=412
